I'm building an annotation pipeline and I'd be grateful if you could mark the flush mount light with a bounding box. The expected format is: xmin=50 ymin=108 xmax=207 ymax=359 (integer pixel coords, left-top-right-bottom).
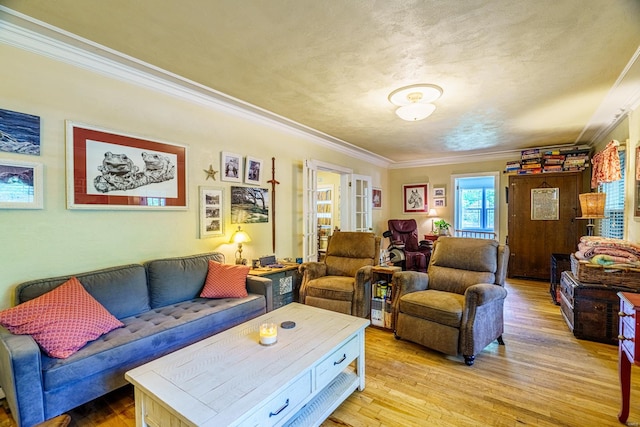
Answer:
xmin=388 ymin=84 xmax=443 ymax=121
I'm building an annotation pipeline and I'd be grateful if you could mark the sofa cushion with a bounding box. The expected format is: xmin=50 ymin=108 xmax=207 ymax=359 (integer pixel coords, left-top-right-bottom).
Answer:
xmin=145 ymin=252 xmax=225 ymax=308
xmin=14 ymin=264 xmax=150 ymax=320
xmin=0 ymin=277 xmax=123 ymax=358
xmin=41 ymin=295 xmax=265 ymax=390
xmin=399 ymin=289 xmax=464 ymax=328
xmin=305 ymin=276 xmax=354 ymax=301
xmin=201 ymin=261 xmax=249 ymax=298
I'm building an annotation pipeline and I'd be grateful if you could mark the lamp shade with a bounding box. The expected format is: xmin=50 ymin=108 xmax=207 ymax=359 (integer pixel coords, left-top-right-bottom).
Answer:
xmin=427 ymin=208 xmax=438 ymax=217
xmin=230 ymin=226 xmax=251 ymax=244
xmin=395 ymin=103 xmax=436 ymax=121
xmin=578 ymin=193 xmax=606 ymax=218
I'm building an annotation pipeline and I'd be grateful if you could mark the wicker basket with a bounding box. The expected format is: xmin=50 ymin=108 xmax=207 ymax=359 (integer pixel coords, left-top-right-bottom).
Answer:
xmin=570 ymin=253 xmax=640 ymax=288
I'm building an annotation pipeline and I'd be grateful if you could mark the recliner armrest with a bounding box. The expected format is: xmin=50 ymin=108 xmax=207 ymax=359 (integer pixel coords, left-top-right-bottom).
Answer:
xmin=464 ymin=283 xmax=508 ymax=306
xmin=298 ymin=262 xmax=327 ymax=281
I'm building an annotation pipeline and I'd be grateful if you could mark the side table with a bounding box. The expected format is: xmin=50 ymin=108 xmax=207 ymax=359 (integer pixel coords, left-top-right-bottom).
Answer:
xmin=617 ymin=291 xmax=640 ymax=423
xmin=371 ymin=265 xmax=401 ymax=330
xmin=249 ymin=263 xmax=301 ymax=310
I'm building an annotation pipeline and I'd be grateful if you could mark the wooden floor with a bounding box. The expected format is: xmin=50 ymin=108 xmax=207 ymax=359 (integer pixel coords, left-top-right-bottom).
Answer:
xmin=2 ymin=278 xmax=639 ymax=427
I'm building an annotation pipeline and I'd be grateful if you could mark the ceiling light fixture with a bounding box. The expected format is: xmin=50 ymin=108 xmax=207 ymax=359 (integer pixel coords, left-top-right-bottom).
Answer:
xmin=388 ymin=84 xmax=443 ymax=121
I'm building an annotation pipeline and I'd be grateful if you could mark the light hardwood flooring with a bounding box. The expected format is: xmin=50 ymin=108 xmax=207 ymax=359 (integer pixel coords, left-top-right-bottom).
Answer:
xmin=1 ymin=278 xmax=639 ymax=427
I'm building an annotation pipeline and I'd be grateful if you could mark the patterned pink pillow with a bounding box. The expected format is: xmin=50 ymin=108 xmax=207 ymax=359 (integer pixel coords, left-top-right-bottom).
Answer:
xmin=200 ymin=261 xmax=249 ymax=298
xmin=0 ymin=277 xmax=124 ymax=359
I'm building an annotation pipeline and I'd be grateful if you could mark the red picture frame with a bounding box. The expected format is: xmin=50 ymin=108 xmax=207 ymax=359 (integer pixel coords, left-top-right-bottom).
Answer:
xmin=65 ymin=121 xmax=187 ymax=209
xmin=403 ymin=183 xmax=429 ymax=213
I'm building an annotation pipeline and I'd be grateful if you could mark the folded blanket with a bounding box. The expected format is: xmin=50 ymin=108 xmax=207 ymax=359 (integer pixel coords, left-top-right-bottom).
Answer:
xmin=578 ymin=242 xmax=639 ymax=262
xmin=590 ymin=254 xmax=631 ymax=265
xmin=580 ymin=236 xmax=640 ymax=257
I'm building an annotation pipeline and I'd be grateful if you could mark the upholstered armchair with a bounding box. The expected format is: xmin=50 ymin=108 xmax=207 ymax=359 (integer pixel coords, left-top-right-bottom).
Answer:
xmin=387 ymin=219 xmax=432 ymax=272
xmin=299 ymin=231 xmax=380 ymax=317
xmin=391 ymin=236 xmax=509 ymax=365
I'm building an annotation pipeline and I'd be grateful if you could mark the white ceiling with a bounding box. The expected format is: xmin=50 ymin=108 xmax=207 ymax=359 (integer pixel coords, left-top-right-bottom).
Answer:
xmin=2 ymin=0 xmax=640 ymax=166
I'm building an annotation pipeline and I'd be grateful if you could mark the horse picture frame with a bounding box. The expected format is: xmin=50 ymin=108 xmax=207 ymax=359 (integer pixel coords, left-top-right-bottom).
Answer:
xmin=402 ymin=183 xmax=429 ymax=213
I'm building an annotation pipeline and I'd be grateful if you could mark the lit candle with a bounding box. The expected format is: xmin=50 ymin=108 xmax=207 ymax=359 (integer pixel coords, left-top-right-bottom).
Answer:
xmin=259 ymin=322 xmax=277 ymax=346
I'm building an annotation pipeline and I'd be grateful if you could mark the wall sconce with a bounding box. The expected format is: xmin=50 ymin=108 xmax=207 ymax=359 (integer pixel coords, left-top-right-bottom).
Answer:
xmin=427 ymin=208 xmax=438 ymax=234
xmin=576 ymin=193 xmax=606 ymax=236
xmin=388 ymin=84 xmax=443 ymax=121
xmin=230 ymin=226 xmax=251 ymax=265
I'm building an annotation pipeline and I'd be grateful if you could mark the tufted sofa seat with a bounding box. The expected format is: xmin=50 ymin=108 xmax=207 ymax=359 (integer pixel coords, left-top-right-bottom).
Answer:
xmin=0 ymin=252 xmax=272 ymax=427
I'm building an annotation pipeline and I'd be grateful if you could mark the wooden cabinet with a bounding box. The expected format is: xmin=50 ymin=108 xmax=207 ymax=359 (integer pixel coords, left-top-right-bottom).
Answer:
xmin=248 ymin=264 xmax=301 ymax=310
xmin=507 ymin=172 xmax=585 ymax=280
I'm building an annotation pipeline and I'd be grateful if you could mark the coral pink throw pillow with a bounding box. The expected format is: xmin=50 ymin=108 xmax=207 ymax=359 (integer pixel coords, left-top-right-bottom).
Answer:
xmin=0 ymin=277 xmax=123 ymax=358
xmin=200 ymin=261 xmax=249 ymax=298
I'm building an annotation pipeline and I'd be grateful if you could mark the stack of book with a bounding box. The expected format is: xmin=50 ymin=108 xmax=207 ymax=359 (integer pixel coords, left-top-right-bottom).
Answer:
xmin=505 ymin=145 xmax=591 ymax=174
xmin=519 ymin=149 xmax=543 ymax=174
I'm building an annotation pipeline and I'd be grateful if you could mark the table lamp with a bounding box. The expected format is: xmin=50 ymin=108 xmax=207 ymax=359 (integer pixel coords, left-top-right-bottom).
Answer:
xmin=576 ymin=192 xmax=606 ymax=236
xmin=230 ymin=226 xmax=251 ymax=264
xmin=427 ymin=208 xmax=438 ymax=234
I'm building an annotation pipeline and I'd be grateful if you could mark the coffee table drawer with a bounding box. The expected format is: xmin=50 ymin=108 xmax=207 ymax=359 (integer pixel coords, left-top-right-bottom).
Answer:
xmin=315 ymin=335 xmax=358 ymax=390
xmin=246 ymin=371 xmax=312 ymax=426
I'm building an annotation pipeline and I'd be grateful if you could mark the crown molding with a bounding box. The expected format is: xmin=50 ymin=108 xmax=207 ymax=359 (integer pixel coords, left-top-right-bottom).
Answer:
xmin=0 ymin=6 xmax=392 ymax=168
xmin=577 ymin=45 xmax=640 ymax=145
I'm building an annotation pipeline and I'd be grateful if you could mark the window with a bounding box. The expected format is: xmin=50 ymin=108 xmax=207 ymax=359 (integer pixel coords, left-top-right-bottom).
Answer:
xmin=597 ymin=148 xmax=625 ymax=239
xmin=454 ymin=174 xmax=497 ymax=234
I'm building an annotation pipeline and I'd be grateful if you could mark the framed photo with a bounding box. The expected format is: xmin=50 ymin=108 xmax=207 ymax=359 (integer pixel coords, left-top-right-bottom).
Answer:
xmin=434 ymin=198 xmax=445 ymax=207
xmin=0 ymin=159 xmax=43 ymax=209
xmin=199 ymin=186 xmax=223 ymax=238
xmin=221 ymin=152 xmax=242 ymax=183
xmin=372 ymin=187 xmax=382 ymax=209
xmin=433 ymin=187 xmax=445 ymax=197
xmin=403 ymin=183 xmax=429 ymax=213
xmin=231 ymin=186 xmax=269 ymax=223
xmin=244 ymin=156 xmax=263 ymax=185
xmin=0 ymin=108 xmax=41 ymax=156
xmin=531 ymin=188 xmax=559 ymax=220
xmin=65 ymin=121 xmax=187 ymax=210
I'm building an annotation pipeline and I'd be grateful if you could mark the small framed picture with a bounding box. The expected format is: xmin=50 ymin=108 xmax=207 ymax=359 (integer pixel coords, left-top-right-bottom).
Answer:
xmin=244 ymin=156 xmax=263 ymax=185
xmin=221 ymin=152 xmax=242 ymax=183
xmin=403 ymin=183 xmax=429 ymax=213
xmin=372 ymin=187 xmax=382 ymax=209
xmin=0 ymin=159 xmax=43 ymax=209
xmin=199 ymin=186 xmax=224 ymax=237
xmin=0 ymin=108 xmax=41 ymax=156
xmin=434 ymin=198 xmax=446 ymax=208
xmin=433 ymin=187 xmax=445 ymax=197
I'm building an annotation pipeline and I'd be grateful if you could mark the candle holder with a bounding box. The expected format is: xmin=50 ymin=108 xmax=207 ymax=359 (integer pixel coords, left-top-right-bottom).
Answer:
xmin=259 ymin=322 xmax=277 ymax=346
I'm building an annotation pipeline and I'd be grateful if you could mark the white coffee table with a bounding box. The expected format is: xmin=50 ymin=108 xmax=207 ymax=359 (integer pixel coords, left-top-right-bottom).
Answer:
xmin=125 ymin=303 xmax=369 ymax=427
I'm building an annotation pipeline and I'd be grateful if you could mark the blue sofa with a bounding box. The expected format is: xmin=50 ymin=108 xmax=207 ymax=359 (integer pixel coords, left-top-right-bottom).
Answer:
xmin=0 ymin=252 xmax=273 ymax=427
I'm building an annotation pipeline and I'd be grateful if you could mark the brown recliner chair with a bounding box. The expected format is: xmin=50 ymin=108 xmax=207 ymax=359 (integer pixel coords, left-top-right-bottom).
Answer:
xmin=391 ymin=236 xmax=509 ymax=365
xmin=387 ymin=219 xmax=432 ymax=272
xmin=299 ymin=231 xmax=380 ymax=317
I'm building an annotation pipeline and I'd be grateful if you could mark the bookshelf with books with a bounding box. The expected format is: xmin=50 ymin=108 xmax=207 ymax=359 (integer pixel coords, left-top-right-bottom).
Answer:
xmin=504 ymin=145 xmax=591 ymax=174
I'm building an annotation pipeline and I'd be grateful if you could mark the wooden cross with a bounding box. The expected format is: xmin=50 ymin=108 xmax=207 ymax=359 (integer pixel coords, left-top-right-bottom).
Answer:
xmin=267 ymin=157 xmax=280 ymax=253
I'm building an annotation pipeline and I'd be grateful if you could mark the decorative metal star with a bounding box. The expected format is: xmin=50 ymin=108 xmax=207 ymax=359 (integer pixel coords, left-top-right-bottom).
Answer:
xmin=203 ymin=164 xmax=218 ymax=180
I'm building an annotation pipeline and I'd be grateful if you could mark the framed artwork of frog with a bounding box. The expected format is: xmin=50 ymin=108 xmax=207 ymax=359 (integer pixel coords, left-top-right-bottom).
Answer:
xmin=65 ymin=121 xmax=187 ymax=209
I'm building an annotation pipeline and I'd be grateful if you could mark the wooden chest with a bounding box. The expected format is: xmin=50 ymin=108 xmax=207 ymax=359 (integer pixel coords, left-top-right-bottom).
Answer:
xmin=560 ymin=271 xmax=635 ymax=345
